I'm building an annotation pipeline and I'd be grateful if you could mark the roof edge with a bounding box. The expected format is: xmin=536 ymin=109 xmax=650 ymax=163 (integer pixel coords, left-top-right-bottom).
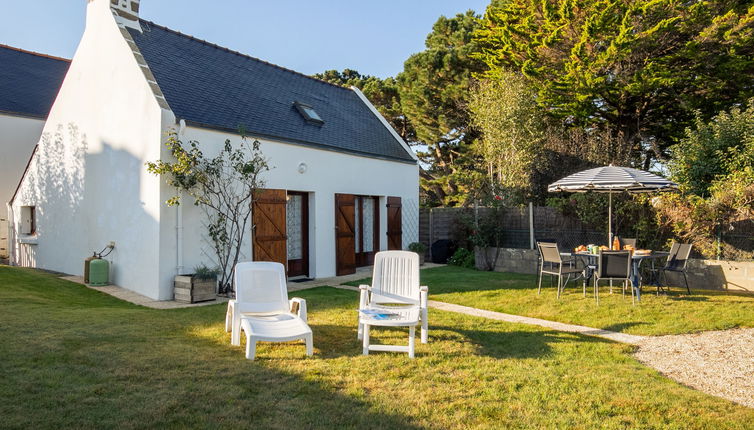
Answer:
xmin=182 ymin=120 xmax=417 ymax=165
xmin=0 ymin=110 xmax=48 ymax=121
xmin=0 ymin=44 xmax=71 ymax=63
xmin=9 ymin=144 xmax=39 ymax=206
xmin=350 ymin=86 xmax=418 ymax=163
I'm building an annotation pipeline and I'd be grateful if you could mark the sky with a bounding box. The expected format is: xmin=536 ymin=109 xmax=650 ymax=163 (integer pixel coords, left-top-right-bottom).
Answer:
xmin=0 ymin=0 xmax=490 ymax=79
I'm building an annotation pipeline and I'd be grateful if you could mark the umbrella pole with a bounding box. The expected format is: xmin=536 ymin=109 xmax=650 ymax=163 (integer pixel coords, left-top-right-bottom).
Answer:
xmin=608 ymin=192 xmax=612 ymax=245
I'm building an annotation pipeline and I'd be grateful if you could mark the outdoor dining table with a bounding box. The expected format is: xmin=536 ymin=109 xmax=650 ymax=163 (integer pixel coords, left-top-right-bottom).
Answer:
xmin=563 ymin=251 xmax=670 ymax=302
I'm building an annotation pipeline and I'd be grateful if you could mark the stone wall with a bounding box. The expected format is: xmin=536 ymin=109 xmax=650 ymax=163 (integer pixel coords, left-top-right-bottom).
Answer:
xmin=475 ymin=247 xmax=539 ymax=275
xmin=680 ymin=259 xmax=754 ymax=293
xmin=476 ymin=247 xmax=754 ymax=293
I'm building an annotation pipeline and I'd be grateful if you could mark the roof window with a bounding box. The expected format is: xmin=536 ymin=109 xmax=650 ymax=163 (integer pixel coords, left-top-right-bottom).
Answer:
xmin=294 ymin=102 xmax=324 ymax=125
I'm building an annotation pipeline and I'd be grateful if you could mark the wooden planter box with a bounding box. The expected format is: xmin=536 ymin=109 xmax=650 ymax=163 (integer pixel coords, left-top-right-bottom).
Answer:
xmin=174 ymin=275 xmax=217 ymax=303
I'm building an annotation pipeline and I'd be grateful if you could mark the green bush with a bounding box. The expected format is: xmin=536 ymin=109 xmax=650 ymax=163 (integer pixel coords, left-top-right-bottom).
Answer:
xmin=656 ymin=99 xmax=754 ymax=259
xmin=193 ymin=265 xmax=220 ymax=280
xmin=408 ymin=242 xmax=428 ymax=254
xmin=448 ymin=248 xmax=475 ymax=269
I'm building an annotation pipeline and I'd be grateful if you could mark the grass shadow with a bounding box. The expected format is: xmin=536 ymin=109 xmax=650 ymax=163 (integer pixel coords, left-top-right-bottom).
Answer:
xmin=601 ymin=321 xmax=650 ymax=332
xmin=433 ymin=324 xmax=611 ymax=360
xmin=0 ymin=271 xmax=425 ymax=429
xmin=668 ymin=295 xmax=709 ymax=302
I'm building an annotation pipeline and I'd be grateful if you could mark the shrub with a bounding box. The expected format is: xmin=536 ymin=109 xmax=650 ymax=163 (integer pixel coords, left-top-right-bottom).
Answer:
xmin=655 ymin=99 xmax=754 ymax=259
xmin=448 ymin=248 xmax=475 ymax=268
xmin=408 ymin=242 xmax=428 ymax=254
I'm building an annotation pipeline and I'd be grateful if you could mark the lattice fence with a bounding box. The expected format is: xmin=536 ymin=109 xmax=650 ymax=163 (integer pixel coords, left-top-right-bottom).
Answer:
xmin=402 ymin=197 xmax=420 ymax=250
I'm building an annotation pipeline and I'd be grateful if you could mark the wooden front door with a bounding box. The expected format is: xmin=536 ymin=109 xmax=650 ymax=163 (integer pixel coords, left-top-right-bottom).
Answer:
xmin=335 ymin=193 xmax=356 ymax=276
xmin=252 ymin=189 xmax=287 ymax=268
xmin=286 ymin=192 xmax=309 ymax=278
xmin=386 ymin=196 xmax=402 ymax=250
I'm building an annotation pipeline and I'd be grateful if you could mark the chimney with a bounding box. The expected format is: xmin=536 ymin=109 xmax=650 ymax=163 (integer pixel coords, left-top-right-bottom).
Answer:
xmin=109 ymin=0 xmax=141 ymax=30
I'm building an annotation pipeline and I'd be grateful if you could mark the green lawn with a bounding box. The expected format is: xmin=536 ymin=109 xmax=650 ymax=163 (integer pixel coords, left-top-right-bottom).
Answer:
xmin=1 ymin=266 xmax=752 ymax=429
xmin=348 ymin=266 xmax=754 ymax=336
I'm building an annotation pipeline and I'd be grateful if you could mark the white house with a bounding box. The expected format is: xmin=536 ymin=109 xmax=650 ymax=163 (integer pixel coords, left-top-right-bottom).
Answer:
xmin=0 ymin=45 xmax=70 ymax=259
xmin=9 ymin=0 xmax=419 ymax=300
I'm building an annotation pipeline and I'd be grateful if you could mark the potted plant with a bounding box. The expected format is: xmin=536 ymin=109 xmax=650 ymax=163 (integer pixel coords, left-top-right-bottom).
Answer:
xmin=408 ymin=242 xmax=428 ymax=265
xmin=174 ymin=265 xmax=220 ymax=303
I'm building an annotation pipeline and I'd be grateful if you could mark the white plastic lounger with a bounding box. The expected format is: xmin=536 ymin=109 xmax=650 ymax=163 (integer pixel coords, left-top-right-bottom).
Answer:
xmin=240 ymin=314 xmax=312 ymax=360
xmin=228 ymin=261 xmax=313 ymax=360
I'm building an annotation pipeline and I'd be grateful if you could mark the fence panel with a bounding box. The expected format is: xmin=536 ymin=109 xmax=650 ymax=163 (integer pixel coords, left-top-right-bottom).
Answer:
xmin=419 ymin=205 xmax=754 ymax=260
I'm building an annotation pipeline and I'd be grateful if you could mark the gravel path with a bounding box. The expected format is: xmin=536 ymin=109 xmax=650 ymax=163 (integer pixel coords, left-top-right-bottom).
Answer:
xmin=634 ymin=328 xmax=754 ymax=408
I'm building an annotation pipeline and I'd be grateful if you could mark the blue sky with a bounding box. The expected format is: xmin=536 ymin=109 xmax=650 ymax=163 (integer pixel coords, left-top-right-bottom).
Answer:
xmin=0 ymin=0 xmax=490 ymax=78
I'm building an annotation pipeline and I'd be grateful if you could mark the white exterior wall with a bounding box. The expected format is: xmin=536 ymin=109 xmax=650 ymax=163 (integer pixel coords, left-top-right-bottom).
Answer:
xmin=7 ymin=0 xmax=418 ymax=300
xmin=10 ymin=0 xmax=171 ymax=299
xmin=177 ymin=126 xmax=420 ymax=280
xmin=0 ymin=114 xmax=45 ymax=258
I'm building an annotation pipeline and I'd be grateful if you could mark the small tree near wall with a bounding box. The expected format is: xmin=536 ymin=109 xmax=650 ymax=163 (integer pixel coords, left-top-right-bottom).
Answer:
xmin=147 ymin=131 xmax=269 ymax=295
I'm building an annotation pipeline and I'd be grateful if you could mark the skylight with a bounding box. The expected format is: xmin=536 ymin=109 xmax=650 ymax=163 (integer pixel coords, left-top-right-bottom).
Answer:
xmin=294 ymin=101 xmax=324 ymax=125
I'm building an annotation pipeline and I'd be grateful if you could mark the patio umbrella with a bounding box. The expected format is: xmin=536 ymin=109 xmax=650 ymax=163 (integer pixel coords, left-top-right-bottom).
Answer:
xmin=548 ymin=165 xmax=678 ymax=244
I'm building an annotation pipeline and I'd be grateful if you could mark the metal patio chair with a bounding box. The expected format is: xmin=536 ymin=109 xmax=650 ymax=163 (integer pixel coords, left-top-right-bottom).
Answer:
xmin=658 ymin=243 xmax=693 ymax=294
xmin=537 ymin=241 xmax=586 ymax=298
xmin=594 ymin=250 xmax=633 ymax=304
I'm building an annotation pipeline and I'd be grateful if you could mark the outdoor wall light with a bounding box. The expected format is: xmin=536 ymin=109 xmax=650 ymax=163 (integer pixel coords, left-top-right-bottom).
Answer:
xmin=298 ymin=162 xmax=308 ymax=174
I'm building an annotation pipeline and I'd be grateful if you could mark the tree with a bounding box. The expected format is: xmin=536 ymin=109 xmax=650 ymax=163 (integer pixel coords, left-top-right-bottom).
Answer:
xmin=475 ymin=0 xmax=754 ymax=169
xmin=469 ymin=74 xmax=546 ymax=203
xmin=397 ymin=11 xmax=488 ymax=206
xmin=669 ymin=99 xmax=754 ymax=197
xmin=146 ymin=132 xmax=269 ymax=294
xmin=313 ymin=69 xmax=415 ymax=143
xmin=656 ymin=100 xmax=754 ymax=258
xmin=470 ymin=73 xmax=633 ymax=203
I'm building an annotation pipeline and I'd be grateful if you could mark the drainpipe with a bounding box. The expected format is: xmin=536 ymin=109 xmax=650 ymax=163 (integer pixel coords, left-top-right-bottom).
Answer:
xmin=175 ymin=119 xmax=187 ymax=275
xmin=176 ymin=197 xmax=184 ymax=275
xmin=6 ymin=202 xmax=14 ymax=265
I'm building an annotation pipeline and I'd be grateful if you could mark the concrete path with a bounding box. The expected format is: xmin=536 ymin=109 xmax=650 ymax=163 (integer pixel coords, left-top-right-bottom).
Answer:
xmin=330 ymin=283 xmax=645 ymax=345
xmin=286 ymin=262 xmax=446 ymax=291
xmin=61 ymin=275 xmax=229 ymax=309
xmin=428 ymin=300 xmax=646 ymax=344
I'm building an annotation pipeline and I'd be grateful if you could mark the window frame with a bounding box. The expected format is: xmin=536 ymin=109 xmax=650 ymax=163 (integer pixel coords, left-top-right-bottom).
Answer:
xmin=293 ymin=101 xmax=324 ymax=125
xmin=20 ymin=206 xmax=36 ymax=236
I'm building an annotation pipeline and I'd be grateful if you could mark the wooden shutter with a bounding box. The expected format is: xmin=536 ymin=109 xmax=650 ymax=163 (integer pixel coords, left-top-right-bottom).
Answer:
xmin=386 ymin=196 xmax=402 ymax=250
xmin=252 ymin=189 xmax=287 ymax=267
xmin=335 ymin=194 xmax=356 ymax=276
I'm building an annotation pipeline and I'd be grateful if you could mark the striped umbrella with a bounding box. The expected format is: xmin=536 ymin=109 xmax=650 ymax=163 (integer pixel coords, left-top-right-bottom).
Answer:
xmin=548 ymin=165 xmax=678 ymax=243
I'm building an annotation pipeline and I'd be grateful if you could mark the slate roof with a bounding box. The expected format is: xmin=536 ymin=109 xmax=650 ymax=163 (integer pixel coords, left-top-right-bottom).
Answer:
xmin=129 ymin=21 xmax=415 ymax=163
xmin=0 ymin=44 xmax=70 ymax=119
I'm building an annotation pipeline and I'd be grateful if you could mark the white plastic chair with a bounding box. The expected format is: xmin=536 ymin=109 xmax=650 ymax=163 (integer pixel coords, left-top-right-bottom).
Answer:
xmin=227 ymin=262 xmax=312 ymax=360
xmin=358 ymin=251 xmax=428 ymax=358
